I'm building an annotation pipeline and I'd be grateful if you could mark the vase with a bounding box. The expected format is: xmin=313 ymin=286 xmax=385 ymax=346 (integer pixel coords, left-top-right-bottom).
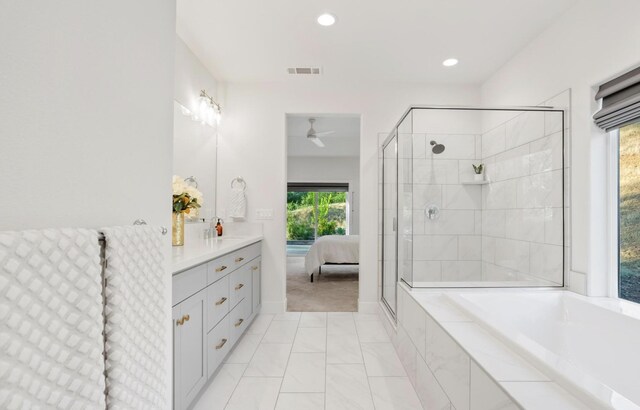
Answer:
xmin=172 ymin=212 xmax=185 ymax=246
xmin=474 ymin=174 xmax=484 ymax=182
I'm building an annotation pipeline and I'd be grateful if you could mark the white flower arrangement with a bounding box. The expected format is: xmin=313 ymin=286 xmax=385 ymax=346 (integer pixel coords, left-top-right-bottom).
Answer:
xmin=172 ymin=175 xmax=203 ymax=214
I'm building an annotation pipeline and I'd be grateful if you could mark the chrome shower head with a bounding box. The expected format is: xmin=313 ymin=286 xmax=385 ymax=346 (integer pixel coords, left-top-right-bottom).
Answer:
xmin=430 ymin=140 xmax=445 ymax=154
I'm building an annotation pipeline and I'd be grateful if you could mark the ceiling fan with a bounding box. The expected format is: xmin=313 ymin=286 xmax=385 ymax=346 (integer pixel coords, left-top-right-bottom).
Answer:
xmin=306 ymin=118 xmax=335 ymax=147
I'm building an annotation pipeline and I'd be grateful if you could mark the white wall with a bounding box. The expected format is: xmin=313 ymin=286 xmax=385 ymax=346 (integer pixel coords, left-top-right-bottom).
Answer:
xmin=173 ymin=36 xmax=222 ymax=219
xmin=287 ymin=156 xmax=360 ymax=234
xmin=0 ymin=0 xmax=176 ymax=405
xmin=217 ymin=81 xmax=480 ymax=313
xmin=481 ymin=0 xmax=640 ymax=296
xmin=174 ymin=36 xmax=222 ymax=116
xmin=0 ymin=1 xmax=176 ymax=231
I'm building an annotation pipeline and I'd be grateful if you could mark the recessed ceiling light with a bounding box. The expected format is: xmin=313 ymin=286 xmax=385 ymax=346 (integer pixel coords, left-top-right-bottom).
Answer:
xmin=442 ymin=58 xmax=459 ymax=67
xmin=317 ymin=13 xmax=336 ymax=26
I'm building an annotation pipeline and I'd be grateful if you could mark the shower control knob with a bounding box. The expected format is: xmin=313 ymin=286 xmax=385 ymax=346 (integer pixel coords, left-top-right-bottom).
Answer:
xmin=425 ymin=204 xmax=440 ymax=220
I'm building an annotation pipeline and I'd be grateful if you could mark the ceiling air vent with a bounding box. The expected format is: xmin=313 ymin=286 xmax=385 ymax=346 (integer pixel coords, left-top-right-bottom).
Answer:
xmin=287 ymin=67 xmax=322 ymax=75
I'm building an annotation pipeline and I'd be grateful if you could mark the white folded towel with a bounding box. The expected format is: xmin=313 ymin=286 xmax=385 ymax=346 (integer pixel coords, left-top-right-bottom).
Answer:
xmin=0 ymin=228 xmax=106 ymax=409
xmin=101 ymin=225 xmax=168 ymax=409
xmin=229 ymin=186 xmax=247 ymax=219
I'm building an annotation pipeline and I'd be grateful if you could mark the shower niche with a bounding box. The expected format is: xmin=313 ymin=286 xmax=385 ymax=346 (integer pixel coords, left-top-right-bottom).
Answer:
xmin=379 ymin=106 xmax=566 ymax=316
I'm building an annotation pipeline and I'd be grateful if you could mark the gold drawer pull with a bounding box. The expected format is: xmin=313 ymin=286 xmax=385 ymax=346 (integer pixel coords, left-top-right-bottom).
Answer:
xmin=235 ymin=283 xmax=244 ymax=291
xmin=215 ymin=297 xmax=228 ymax=306
xmin=215 ymin=338 xmax=228 ymax=350
xmin=235 ymin=257 xmax=244 ymax=263
xmin=251 ymin=266 xmax=258 ymax=271
xmin=234 ymin=318 xmax=244 ymax=327
xmin=176 ymin=314 xmax=190 ymax=326
xmin=216 ymin=265 xmax=228 ymax=273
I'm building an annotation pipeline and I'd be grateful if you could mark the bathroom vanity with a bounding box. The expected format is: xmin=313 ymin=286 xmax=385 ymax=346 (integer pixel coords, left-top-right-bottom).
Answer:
xmin=171 ymin=236 xmax=262 ymax=410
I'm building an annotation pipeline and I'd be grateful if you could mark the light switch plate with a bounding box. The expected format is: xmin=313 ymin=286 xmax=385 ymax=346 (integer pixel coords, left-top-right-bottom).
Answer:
xmin=256 ymin=208 xmax=274 ymax=220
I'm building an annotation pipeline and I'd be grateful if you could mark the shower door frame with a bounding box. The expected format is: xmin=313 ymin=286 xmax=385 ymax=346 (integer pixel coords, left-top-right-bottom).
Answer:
xmin=381 ymin=130 xmax=399 ymax=319
xmin=381 ymin=105 xmax=567 ymax=293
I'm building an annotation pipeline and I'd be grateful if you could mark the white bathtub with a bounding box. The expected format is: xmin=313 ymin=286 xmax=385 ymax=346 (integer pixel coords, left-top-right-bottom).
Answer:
xmin=446 ymin=291 xmax=640 ymax=410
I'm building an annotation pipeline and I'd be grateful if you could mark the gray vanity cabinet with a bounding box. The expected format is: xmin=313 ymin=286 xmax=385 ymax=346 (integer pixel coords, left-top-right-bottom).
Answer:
xmin=173 ymin=289 xmax=207 ymax=410
xmin=172 ymin=241 xmax=261 ymax=410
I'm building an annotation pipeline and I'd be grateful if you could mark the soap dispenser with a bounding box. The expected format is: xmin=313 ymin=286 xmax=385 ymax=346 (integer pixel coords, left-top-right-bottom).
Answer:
xmin=215 ymin=218 xmax=223 ymax=237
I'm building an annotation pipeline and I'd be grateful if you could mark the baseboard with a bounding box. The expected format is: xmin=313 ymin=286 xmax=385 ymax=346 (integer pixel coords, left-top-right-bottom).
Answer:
xmin=261 ymin=300 xmax=287 ymax=314
xmin=358 ymin=300 xmax=379 ymax=313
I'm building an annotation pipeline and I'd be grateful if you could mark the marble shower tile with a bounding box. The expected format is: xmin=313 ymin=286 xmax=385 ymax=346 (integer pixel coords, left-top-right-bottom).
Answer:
xmin=262 ymin=320 xmax=299 ymax=344
xmin=275 ymin=393 xmax=324 ymax=410
xmin=425 ymin=315 xmax=470 ymax=410
xmin=299 ymin=312 xmax=327 ymax=328
xmin=292 ymin=327 xmax=326 ymax=353
xmin=470 ymin=362 xmax=519 ymax=410
xmin=244 ymin=343 xmax=292 ymax=377
xmin=361 ymin=342 xmax=406 ymax=377
xmin=281 ymin=353 xmax=325 ymax=393
xmin=368 ymin=377 xmax=423 ymax=410
xmin=356 ymin=319 xmax=390 ymax=343
xmin=325 ymin=364 xmax=374 ymax=410
xmin=225 ymin=377 xmax=282 ymax=410
xmin=192 ymin=363 xmax=246 ymax=410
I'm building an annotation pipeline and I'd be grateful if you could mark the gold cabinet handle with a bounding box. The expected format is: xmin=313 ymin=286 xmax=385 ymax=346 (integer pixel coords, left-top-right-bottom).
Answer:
xmin=176 ymin=314 xmax=190 ymax=326
xmin=251 ymin=266 xmax=258 ymax=271
xmin=215 ymin=297 xmax=228 ymax=306
xmin=234 ymin=318 xmax=244 ymax=327
xmin=235 ymin=257 xmax=244 ymax=263
xmin=215 ymin=265 xmax=228 ymax=273
xmin=235 ymin=283 xmax=244 ymax=290
xmin=215 ymin=338 xmax=228 ymax=350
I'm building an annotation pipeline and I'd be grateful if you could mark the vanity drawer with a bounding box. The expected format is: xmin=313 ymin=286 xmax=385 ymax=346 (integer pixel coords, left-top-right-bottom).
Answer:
xmin=207 ymin=253 xmax=235 ymax=284
xmin=206 ymin=315 xmax=230 ymax=378
xmin=229 ymin=265 xmax=251 ymax=309
xmin=229 ymin=298 xmax=250 ymax=342
xmin=232 ymin=243 xmax=261 ymax=269
xmin=173 ymin=263 xmax=207 ymax=306
xmin=206 ymin=276 xmax=229 ymax=331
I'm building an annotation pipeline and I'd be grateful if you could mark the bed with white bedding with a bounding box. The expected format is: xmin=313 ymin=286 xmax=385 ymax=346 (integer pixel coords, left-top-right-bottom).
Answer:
xmin=304 ymin=235 xmax=359 ymax=282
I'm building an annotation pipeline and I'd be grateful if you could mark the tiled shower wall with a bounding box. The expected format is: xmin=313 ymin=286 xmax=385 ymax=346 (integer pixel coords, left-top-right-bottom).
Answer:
xmin=481 ymin=98 xmax=568 ymax=285
xmin=411 ymin=132 xmax=484 ymax=282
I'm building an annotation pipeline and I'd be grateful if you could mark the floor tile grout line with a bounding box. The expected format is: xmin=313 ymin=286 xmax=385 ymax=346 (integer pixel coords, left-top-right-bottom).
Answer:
xmin=223 ymin=314 xmax=275 ymax=409
xmin=353 ymin=312 xmax=377 ymax=407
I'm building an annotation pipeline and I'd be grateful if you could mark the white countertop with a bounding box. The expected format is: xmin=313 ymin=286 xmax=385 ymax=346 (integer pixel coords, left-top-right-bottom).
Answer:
xmin=171 ymin=235 xmax=263 ymax=274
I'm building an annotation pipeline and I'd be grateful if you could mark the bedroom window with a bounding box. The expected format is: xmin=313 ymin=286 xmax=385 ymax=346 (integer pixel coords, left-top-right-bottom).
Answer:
xmin=287 ymin=183 xmax=349 ymax=251
xmin=619 ymin=122 xmax=640 ymax=303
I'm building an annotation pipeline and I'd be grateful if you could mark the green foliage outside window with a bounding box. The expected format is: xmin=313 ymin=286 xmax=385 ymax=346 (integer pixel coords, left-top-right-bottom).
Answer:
xmin=287 ymin=191 xmax=347 ymax=241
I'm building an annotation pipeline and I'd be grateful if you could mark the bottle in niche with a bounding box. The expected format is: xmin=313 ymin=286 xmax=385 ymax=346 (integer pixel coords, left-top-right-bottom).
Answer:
xmin=216 ymin=218 xmax=223 ymax=237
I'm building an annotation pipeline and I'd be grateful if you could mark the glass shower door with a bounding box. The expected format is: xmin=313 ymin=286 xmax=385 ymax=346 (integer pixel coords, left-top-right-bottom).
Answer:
xmin=382 ymin=135 xmax=398 ymax=317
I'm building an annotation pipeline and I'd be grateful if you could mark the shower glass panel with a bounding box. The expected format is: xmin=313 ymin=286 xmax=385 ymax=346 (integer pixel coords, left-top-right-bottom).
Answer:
xmin=381 ymin=135 xmax=398 ymax=316
xmin=382 ymin=106 xmax=566 ymax=291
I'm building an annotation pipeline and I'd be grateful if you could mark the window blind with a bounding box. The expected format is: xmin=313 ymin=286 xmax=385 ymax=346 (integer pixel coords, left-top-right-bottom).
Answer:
xmin=594 ymin=66 xmax=640 ymax=131
xmin=287 ymin=183 xmax=349 ymax=192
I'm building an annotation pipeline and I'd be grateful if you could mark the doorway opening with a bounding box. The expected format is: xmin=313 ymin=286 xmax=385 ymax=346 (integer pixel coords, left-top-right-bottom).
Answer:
xmin=285 ymin=114 xmax=361 ymax=312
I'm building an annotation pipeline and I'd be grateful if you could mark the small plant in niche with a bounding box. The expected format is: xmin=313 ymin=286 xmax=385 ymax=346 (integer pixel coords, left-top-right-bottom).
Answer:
xmin=472 ymin=163 xmax=484 ymax=174
xmin=472 ymin=163 xmax=485 ymax=182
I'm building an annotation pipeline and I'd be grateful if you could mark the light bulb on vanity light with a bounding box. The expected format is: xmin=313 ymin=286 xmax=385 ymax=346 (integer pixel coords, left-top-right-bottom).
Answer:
xmin=317 ymin=13 xmax=336 ymax=26
xmin=442 ymin=58 xmax=459 ymax=67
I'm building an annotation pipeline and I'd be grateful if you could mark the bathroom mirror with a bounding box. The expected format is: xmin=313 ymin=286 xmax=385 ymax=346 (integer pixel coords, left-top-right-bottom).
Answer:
xmin=172 ymin=100 xmax=217 ymax=221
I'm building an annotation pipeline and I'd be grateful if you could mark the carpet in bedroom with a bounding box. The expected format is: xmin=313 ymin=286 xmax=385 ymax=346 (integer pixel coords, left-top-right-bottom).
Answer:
xmin=286 ymin=256 xmax=358 ymax=312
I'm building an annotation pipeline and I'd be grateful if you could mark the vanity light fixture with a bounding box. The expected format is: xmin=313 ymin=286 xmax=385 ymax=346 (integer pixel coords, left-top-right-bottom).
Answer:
xmin=198 ymin=89 xmax=222 ymax=126
xmin=442 ymin=58 xmax=459 ymax=67
xmin=317 ymin=13 xmax=336 ymax=26
xmin=178 ymin=90 xmax=222 ymax=127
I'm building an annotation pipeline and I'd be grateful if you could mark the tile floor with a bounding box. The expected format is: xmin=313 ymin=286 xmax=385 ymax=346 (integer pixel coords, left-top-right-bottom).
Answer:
xmin=192 ymin=311 xmax=423 ymax=410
